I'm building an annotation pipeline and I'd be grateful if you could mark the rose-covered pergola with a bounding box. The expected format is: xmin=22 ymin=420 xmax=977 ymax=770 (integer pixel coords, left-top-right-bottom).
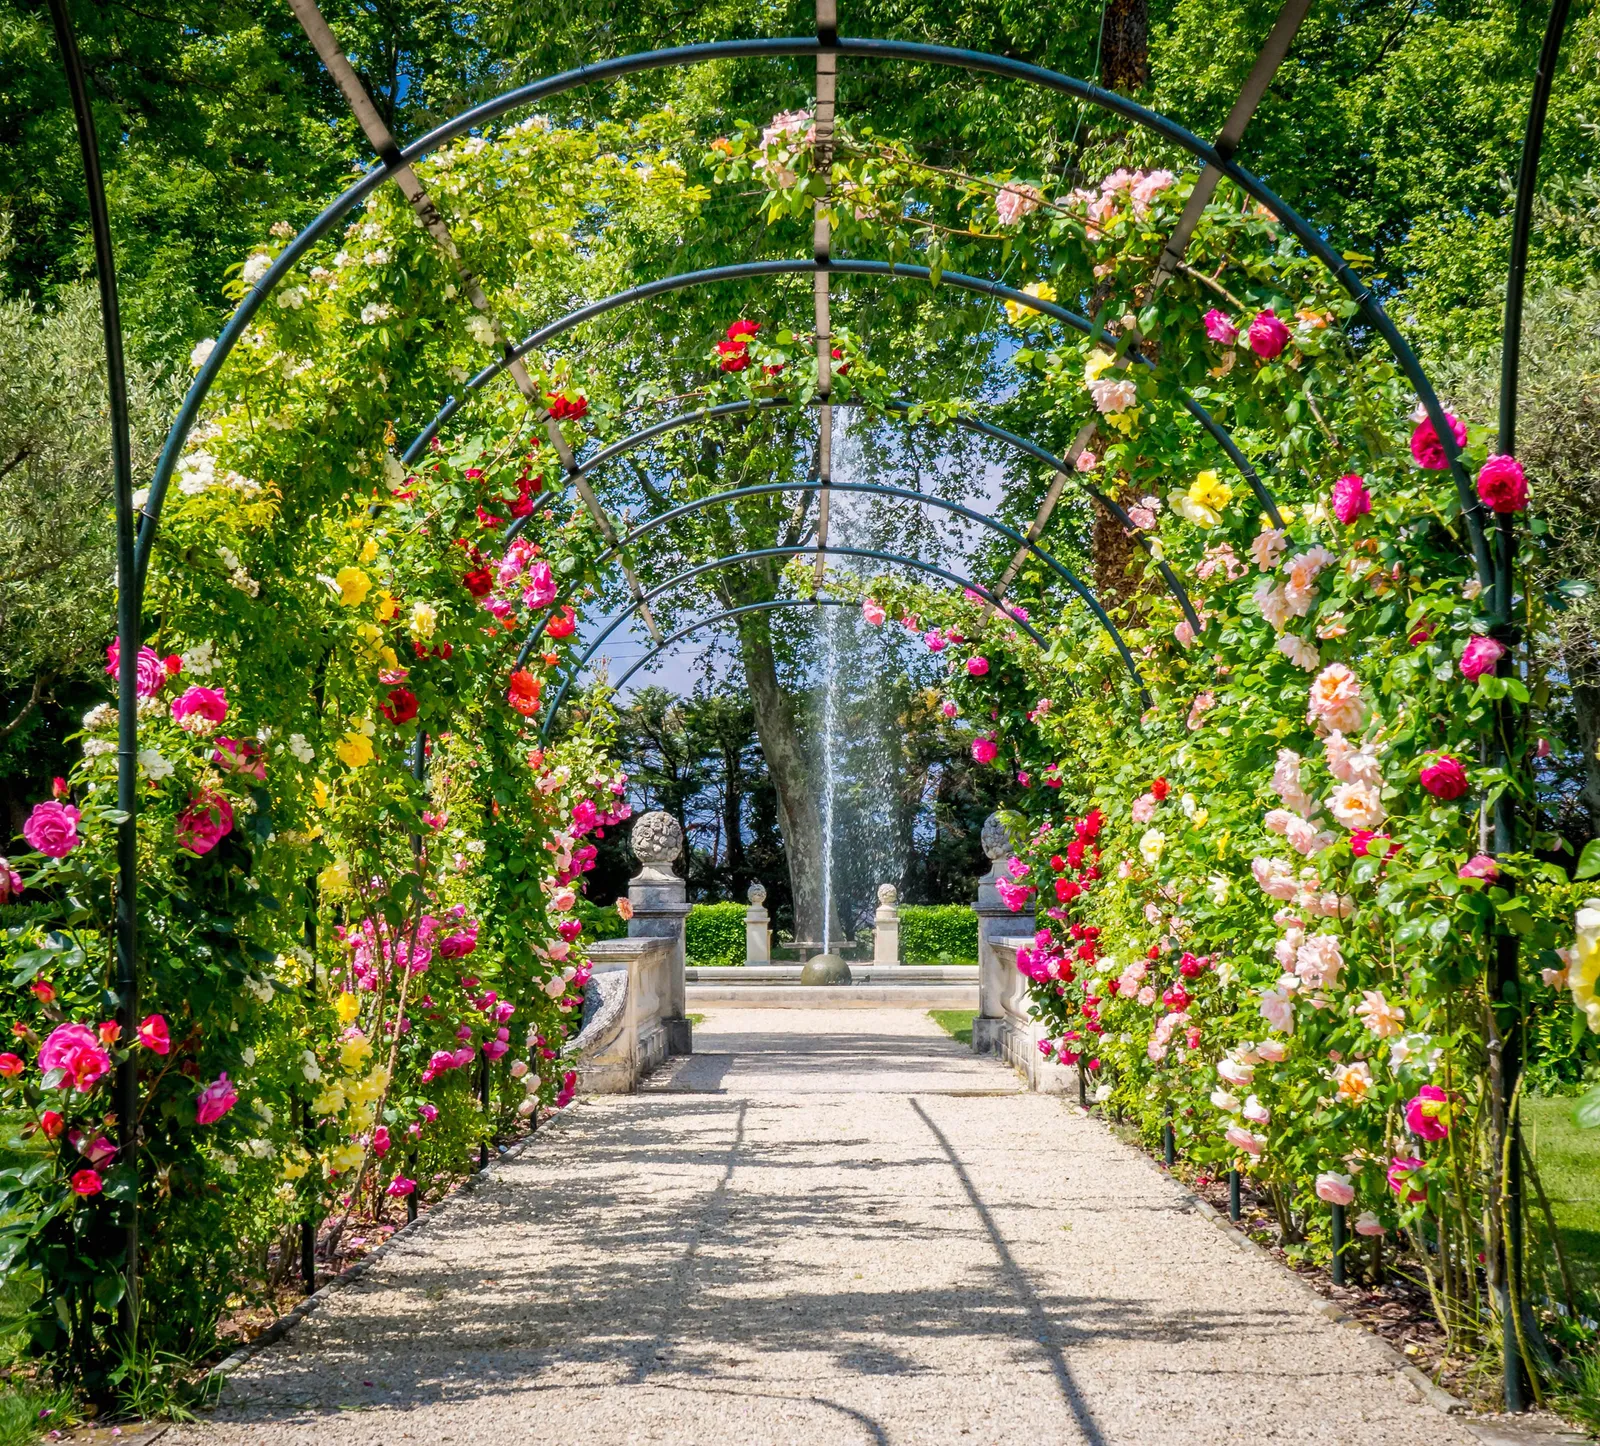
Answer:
xmin=30 ymin=0 xmax=1581 ymax=1411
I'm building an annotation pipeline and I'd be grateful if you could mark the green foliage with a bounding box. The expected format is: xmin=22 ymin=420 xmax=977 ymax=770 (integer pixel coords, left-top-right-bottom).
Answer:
xmin=900 ymin=905 xmax=979 ymax=965
xmin=0 ymin=1381 xmax=76 ymax=1445
xmin=928 ymin=1008 xmax=976 ymax=1046
xmin=685 ymin=902 xmax=747 ymax=967
xmin=575 ymin=898 xmax=629 ymax=943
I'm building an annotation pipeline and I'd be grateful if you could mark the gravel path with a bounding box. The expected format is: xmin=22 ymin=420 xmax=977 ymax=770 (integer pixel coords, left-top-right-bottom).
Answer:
xmin=181 ymin=1008 xmax=1478 ymax=1445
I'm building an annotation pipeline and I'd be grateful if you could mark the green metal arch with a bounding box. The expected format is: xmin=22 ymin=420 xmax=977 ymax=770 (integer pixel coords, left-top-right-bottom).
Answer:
xmin=608 ymin=599 xmax=851 ymax=694
xmin=500 ymin=395 xmax=1203 ymax=633
xmin=538 ymin=542 xmax=1136 ymax=738
xmin=402 ymin=258 xmax=1283 ymax=535
xmin=511 ymin=479 xmax=1146 ymax=692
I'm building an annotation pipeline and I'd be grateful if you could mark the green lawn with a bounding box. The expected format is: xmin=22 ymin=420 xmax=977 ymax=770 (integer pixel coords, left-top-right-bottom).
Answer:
xmin=928 ymin=1009 xmax=977 ymax=1048
xmin=1525 ymin=1096 xmax=1600 ymax=1297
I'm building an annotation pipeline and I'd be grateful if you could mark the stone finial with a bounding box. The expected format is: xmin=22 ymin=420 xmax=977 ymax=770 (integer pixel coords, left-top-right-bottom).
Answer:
xmin=877 ymin=883 xmax=898 ymax=906
xmin=981 ymin=812 xmax=1014 ymax=862
xmin=631 ymin=811 xmax=683 ymax=867
xmin=747 ymin=880 xmax=767 ymax=906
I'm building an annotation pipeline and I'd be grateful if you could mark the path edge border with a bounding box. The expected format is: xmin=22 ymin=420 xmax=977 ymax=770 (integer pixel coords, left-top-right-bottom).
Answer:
xmin=206 ymin=1105 xmax=582 ymax=1380
xmin=1063 ymin=1100 xmax=1471 ymax=1418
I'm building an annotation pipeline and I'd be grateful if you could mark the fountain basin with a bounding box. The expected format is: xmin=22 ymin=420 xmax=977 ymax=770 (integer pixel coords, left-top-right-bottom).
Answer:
xmin=799 ymin=952 xmax=853 ymax=985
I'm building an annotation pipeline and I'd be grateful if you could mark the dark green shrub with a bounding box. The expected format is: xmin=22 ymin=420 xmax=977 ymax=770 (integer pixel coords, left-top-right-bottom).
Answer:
xmin=899 ymin=904 xmax=979 ymax=965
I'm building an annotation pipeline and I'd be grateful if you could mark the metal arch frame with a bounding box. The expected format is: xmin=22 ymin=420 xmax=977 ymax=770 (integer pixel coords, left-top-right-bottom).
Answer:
xmin=538 ymin=543 xmax=1094 ymax=739
xmin=502 ymin=394 xmax=1203 ymax=633
xmin=139 ymin=35 xmax=1498 ymax=596
xmin=509 ymin=479 xmax=1146 ymax=693
xmin=401 ymin=257 xmax=1282 ymax=534
xmin=608 ymin=598 xmax=852 ymax=693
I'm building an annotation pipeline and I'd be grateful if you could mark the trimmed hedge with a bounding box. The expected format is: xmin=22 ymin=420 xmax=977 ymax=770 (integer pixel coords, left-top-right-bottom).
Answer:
xmin=686 ymin=901 xmax=749 ymax=967
xmin=899 ymin=904 xmax=979 ymax=965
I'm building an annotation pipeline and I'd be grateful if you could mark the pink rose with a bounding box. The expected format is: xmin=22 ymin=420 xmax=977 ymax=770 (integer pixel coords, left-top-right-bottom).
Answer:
xmin=172 ymin=685 xmax=228 ymax=726
xmin=175 ymin=791 xmax=234 ymax=855
xmin=39 ymin=1023 xmax=112 ymax=1093
xmin=1354 ymin=1211 xmax=1387 ymax=1237
xmin=439 ymin=925 xmax=478 ymax=958
xmin=1202 ymin=309 xmax=1238 ymax=346
xmin=1458 ymin=853 xmax=1498 ymax=882
xmin=196 ymin=1072 xmax=238 ymax=1125
xmin=940 ymin=701 xmax=958 ymax=719
xmin=1459 ymin=635 xmax=1505 ymax=681
xmin=386 ymin=1176 xmax=416 ymax=1197
xmin=1405 ymin=1086 xmax=1451 ymax=1142
xmin=966 ymin=656 xmax=989 ymax=677
xmin=71 ymin=1168 xmax=103 ymax=1196
xmin=861 ymin=598 xmax=886 ymax=626
xmin=1331 ymin=473 xmax=1371 ymax=525
xmin=1247 ymin=309 xmax=1290 ymax=359
xmin=137 ymin=1014 xmax=171 ymax=1055
xmin=1409 ymin=411 xmax=1466 ymax=470
xmin=971 ymin=736 xmax=998 ymax=765
xmin=23 ymin=801 xmax=80 ymax=859
xmin=995 ymin=182 xmax=1042 ymax=226
xmin=105 ymin=639 xmax=167 ymax=698
xmin=522 ymin=561 xmax=558 ymax=610
xmin=1419 ymin=754 xmax=1469 ymax=800
xmin=1387 ymin=1154 xmax=1427 ymax=1203
xmin=1476 ymin=454 xmax=1528 ymax=513
xmin=1315 ymin=1171 xmax=1356 ymax=1206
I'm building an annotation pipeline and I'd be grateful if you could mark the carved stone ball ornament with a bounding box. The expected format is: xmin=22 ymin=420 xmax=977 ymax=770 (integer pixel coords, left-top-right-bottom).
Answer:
xmin=981 ymin=812 xmax=1014 ymax=862
xmin=747 ymin=880 xmax=767 ymax=905
xmin=631 ymin=811 xmax=683 ymax=866
xmin=877 ymin=883 xmax=898 ymax=906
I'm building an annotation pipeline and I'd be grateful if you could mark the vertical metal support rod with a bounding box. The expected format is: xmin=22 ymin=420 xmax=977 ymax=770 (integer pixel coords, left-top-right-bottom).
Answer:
xmin=406 ymin=1152 xmax=419 ymax=1223
xmin=1228 ymin=1169 xmax=1241 ymax=1221
xmin=1162 ymin=1107 xmax=1175 ymax=1168
xmin=1077 ymin=1057 xmax=1087 ymax=1109
xmin=1331 ymin=1204 xmax=1347 ymax=1286
xmin=478 ymin=1054 xmax=491 ymax=1170
xmin=301 ymin=892 xmax=319 ymax=1295
xmin=47 ymin=0 xmax=140 ymax=1337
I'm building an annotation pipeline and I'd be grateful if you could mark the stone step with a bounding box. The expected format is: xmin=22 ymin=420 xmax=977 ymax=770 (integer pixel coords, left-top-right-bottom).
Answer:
xmin=685 ymin=965 xmax=978 ymax=984
xmin=687 ymin=983 xmax=979 ymax=1008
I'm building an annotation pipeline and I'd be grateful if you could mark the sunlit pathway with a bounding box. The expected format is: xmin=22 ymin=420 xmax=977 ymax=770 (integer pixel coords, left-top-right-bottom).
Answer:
xmin=180 ymin=1009 xmax=1478 ymax=1445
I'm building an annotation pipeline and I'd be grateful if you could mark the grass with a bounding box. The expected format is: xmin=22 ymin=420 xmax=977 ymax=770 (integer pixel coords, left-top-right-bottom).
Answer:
xmin=0 ymin=1384 xmax=76 ymax=1446
xmin=687 ymin=1014 xmax=705 ymax=1026
xmin=1525 ymin=1095 xmax=1600 ymax=1300
xmin=928 ymin=1009 xmax=977 ymax=1047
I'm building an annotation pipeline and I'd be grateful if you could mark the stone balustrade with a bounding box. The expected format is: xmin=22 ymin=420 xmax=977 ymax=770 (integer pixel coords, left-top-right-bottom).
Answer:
xmin=567 ymin=810 xmax=691 ymax=1093
xmin=969 ymin=811 xmax=1074 ymax=1093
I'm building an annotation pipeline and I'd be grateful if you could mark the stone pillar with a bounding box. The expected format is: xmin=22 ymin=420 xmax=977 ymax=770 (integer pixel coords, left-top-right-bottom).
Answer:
xmin=626 ymin=811 xmax=692 ymax=1055
xmin=744 ymin=881 xmax=771 ymax=965
xmin=973 ymin=811 xmax=1032 ymax=1051
xmin=873 ymin=884 xmax=901 ymax=966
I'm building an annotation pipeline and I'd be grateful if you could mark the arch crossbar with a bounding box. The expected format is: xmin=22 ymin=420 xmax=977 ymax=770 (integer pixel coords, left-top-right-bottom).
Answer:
xmin=501 ymin=395 xmax=1202 ymax=632
xmin=539 ymin=543 xmax=1101 ymax=737
xmin=609 ymin=598 xmax=852 ymax=693
xmin=401 ymin=258 xmax=1282 ymax=534
xmin=511 ymin=479 xmax=1147 ymax=695
xmin=142 ymin=36 xmax=1494 ymax=596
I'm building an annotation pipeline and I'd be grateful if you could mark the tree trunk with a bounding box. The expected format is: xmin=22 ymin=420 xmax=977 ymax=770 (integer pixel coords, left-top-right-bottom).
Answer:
xmin=735 ymin=609 xmax=834 ymax=945
xmin=1100 ymin=0 xmax=1149 ymax=93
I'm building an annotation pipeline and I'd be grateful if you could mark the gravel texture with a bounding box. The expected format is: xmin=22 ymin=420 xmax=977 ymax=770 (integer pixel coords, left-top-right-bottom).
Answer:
xmin=179 ymin=1008 xmax=1480 ymax=1445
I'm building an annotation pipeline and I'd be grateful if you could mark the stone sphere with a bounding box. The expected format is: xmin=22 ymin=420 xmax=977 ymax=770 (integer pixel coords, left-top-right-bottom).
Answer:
xmin=747 ymin=880 xmax=767 ymax=905
xmin=631 ymin=811 xmax=683 ymax=865
xmin=981 ymin=812 xmax=1014 ymax=861
xmin=800 ymin=952 xmax=853 ymax=985
xmin=877 ymin=883 xmax=898 ymax=906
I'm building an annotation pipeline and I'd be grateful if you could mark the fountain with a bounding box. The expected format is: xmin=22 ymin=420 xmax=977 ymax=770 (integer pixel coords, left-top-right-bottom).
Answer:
xmin=802 ymin=599 xmax=853 ymax=985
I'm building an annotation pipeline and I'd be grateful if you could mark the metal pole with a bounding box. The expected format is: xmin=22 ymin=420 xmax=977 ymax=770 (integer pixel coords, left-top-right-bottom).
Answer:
xmin=301 ymin=895 xmax=318 ymax=1294
xmin=1162 ymin=1107 xmax=1175 ymax=1168
xmin=478 ymin=1054 xmax=491 ymax=1170
xmin=1228 ymin=1169 xmax=1241 ymax=1222
xmin=1077 ymin=1057 xmax=1087 ymax=1109
xmin=1331 ymin=1204 xmax=1347 ymax=1286
xmin=46 ymin=0 xmax=140 ymax=1338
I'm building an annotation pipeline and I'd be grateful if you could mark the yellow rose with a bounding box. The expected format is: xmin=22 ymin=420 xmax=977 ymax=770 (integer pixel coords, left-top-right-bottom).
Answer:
xmin=336 ymin=566 xmax=372 ymax=607
xmin=373 ymin=590 xmax=399 ymax=623
xmin=1083 ymin=348 xmax=1115 ymax=385
xmin=281 ymin=1151 xmax=310 ymax=1181
xmin=312 ymin=1084 xmax=346 ymax=1116
xmin=328 ymin=1142 xmax=364 ymax=1174
xmin=339 ymin=1033 xmax=372 ymax=1070
xmin=409 ymin=601 xmax=438 ymax=640
xmin=359 ymin=537 xmax=379 ymax=564
xmin=334 ymin=991 xmax=361 ymax=1026
xmin=317 ymin=859 xmax=350 ymax=897
xmin=1189 ymin=469 xmax=1233 ymax=514
xmin=337 ymin=732 xmax=374 ymax=768
xmin=1003 ymin=281 xmax=1057 ymax=327
xmin=312 ymin=778 xmax=330 ymax=809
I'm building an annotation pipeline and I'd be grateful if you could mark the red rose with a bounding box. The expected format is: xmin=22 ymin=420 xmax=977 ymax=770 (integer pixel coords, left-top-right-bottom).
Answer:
xmin=1419 ymin=754 xmax=1469 ymax=800
xmin=463 ymin=567 xmax=493 ymax=598
xmin=727 ymin=320 xmax=760 ymax=340
xmin=506 ymin=670 xmax=542 ymax=717
xmin=71 ymin=1168 xmax=102 ymax=1196
xmin=380 ymin=687 xmax=419 ymax=725
xmin=545 ymin=607 xmax=577 ymax=640
xmin=1476 ymin=455 xmax=1528 ymax=514
xmin=1150 ymin=777 xmax=1170 ymax=802
xmin=715 ymin=339 xmax=749 ymax=372
xmin=0 ymin=1053 xmax=22 ymax=1077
